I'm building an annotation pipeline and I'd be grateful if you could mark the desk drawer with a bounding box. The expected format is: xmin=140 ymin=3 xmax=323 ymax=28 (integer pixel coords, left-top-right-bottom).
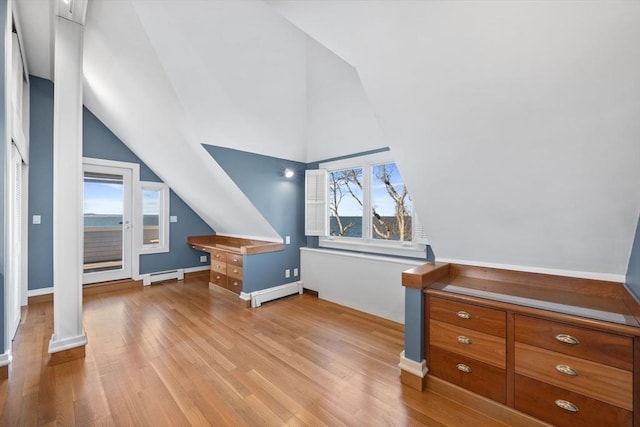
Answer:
xmin=227 ymin=278 xmax=242 ymax=294
xmin=514 ymin=342 xmax=632 ymax=410
xmin=430 ymin=346 xmax=506 ymax=404
xmin=226 ymin=252 xmax=243 ymax=267
xmin=210 ymin=271 xmax=226 ymax=287
xmin=515 ymin=374 xmax=632 ymax=427
xmin=430 ymin=297 xmax=505 ymax=337
xmin=210 ymin=249 xmax=226 ymax=262
xmin=515 ymin=315 xmax=632 ymax=370
xmin=430 ymin=320 xmax=505 ymax=368
xmin=211 ymin=261 xmax=227 ymax=274
xmin=227 ymin=265 xmax=243 ymax=280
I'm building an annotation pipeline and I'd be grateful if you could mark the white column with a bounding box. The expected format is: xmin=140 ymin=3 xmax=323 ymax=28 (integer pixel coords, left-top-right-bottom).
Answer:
xmin=48 ymin=16 xmax=87 ymax=354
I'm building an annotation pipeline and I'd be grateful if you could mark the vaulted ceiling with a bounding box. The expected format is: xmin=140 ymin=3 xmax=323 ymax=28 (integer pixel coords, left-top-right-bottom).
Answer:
xmin=15 ymin=0 xmax=640 ymax=277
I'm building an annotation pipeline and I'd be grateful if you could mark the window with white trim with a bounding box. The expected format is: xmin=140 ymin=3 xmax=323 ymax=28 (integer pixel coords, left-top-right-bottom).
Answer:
xmin=305 ymin=152 xmax=428 ymax=258
xmin=140 ymin=181 xmax=170 ymax=254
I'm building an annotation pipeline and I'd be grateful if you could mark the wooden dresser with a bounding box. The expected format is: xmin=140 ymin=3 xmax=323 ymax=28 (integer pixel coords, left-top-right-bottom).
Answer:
xmin=404 ymin=263 xmax=640 ymax=427
xmin=187 ymin=235 xmax=284 ymax=295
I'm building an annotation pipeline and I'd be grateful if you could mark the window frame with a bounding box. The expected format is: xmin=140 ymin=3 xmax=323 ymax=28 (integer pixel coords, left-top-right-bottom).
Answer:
xmin=139 ymin=181 xmax=170 ymax=254
xmin=317 ymin=152 xmax=427 ymax=259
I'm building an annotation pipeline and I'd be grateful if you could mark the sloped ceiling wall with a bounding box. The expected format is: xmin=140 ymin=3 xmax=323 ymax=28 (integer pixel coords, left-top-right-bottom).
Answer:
xmin=16 ymin=0 xmax=639 ymax=277
xmin=270 ymin=0 xmax=640 ymax=277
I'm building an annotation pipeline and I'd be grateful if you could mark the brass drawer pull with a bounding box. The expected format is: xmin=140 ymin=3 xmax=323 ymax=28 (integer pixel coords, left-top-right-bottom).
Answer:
xmin=555 ymin=334 xmax=579 ymax=345
xmin=457 ymin=336 xmax=472 ymax=345
xmin=456 ymin=364 xmax=472 ymax=373
xmin=555 ymin=400 xmax=579 ymax=412
xmin=456 ymin=311 xmax=472 ymax=319
xmin=556 ymin=365 xmax=578 ymax=376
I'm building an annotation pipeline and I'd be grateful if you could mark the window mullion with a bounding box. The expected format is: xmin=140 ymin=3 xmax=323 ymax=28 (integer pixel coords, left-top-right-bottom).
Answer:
xmin=362 ymin=161 xmax=372 ymax=242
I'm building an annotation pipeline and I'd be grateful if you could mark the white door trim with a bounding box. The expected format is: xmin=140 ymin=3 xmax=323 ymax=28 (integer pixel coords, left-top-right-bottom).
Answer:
xmin=82 ymin=157 xmax=140 ymax=284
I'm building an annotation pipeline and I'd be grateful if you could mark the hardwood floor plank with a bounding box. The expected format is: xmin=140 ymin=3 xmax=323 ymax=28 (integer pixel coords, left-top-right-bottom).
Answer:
xmin=0 ymin=276 xmax=512 ymax=426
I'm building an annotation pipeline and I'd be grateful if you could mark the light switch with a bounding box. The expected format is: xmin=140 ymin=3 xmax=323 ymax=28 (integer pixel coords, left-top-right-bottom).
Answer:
xmin=170 ymin=216 xmax=177 ymax=223
xmin=294 ymin=268 xmax=299 ymax=277
xmin=33 ymin=215 xmax=41 ymax=224
xmin=285 ymin=235 xmax=290 ymax=244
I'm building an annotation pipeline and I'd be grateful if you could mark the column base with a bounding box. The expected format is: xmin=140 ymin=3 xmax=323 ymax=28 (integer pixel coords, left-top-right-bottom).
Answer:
xmin=398 ymin=350 xmax=427 ymax=391
xmin=48 ymin=333 xmax=88 ymax=365
xmin=49 ymin=345 xmax=86 ymax=366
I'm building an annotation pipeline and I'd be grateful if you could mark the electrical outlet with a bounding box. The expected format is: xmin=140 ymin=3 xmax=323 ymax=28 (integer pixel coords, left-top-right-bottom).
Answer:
xmin=285 ymin=235 xmax=290 ymax=244
xmin=170 ymin=215 xmax=178 ymax=223
xmin=200 ymin=255 xmax=207 ymax=262
xmin=294 ymin=268 xmax=299 ymax=277
xmin=285 ymin=269 xmax=291 ymax=278
xmin=33 ymin=215 xmax=41 ymax=224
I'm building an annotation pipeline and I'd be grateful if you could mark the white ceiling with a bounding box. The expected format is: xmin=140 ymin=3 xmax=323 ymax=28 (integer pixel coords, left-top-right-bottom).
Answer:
xmin=14 ymin=0 xmax=640 ymax=277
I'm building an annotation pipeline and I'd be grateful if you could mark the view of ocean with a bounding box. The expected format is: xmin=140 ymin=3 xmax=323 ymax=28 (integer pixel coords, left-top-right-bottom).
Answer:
xmin=330 ymin=216 xmax=412 ymax=240
xmin=84 ymin=214 xmax=159 ymax=227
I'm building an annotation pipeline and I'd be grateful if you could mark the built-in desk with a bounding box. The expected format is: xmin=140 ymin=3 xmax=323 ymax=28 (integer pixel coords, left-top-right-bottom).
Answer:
xmin=187 ymin=235 xmax=284 ymax=294
xmin=402 ymin=262 xmax=640 ymax=427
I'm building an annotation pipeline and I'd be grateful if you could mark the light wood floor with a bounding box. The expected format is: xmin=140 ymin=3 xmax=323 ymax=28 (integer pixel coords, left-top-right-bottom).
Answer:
xmin=0 ymin=275 xmax=509 ymax=426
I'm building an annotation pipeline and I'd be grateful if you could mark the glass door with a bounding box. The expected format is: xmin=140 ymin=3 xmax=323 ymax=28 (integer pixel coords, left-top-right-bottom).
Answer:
xmin=83 ymin=164 xmax=133 ymax=284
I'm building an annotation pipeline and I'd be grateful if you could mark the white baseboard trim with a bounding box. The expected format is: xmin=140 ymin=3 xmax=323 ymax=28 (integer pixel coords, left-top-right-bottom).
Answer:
xmin=250 ymin=281 xmax=303 ymax=308
xmin=28 ymin=286 xmax=54 ymax=297
xmin=239 ymin=292 xmax=251 ymax=302
xmin=48 ymin=332 xmax=88 ymax=354
xmin=436 ymin=257 xmax=626 ymax=283
xmin=184 ymin=265 xmax=209 ymax=274
xmin=398 ymin=350 xmax=427 ymax=378
xmin=142 ymin=268 xmax=184 ymax=286
xmin=0 ymin=351 xmax=11 ymax=367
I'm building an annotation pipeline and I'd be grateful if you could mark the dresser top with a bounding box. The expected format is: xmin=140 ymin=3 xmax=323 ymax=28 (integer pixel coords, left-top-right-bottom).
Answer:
xmin=403 ymin=262 xmax=640 ymax=334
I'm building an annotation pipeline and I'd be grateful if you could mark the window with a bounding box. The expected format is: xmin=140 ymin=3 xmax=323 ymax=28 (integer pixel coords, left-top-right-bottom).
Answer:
xmin=140 ymin=181 xmax=169 ymax=254
xmin=306 ymin=152 xmax=427 ymax=258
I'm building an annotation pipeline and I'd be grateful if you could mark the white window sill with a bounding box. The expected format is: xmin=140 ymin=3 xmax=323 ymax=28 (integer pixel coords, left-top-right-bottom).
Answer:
xmin=139 ymin=245 xmax=169 ymax=255
xmin=318 ymin=237 xmax=427 ymax=259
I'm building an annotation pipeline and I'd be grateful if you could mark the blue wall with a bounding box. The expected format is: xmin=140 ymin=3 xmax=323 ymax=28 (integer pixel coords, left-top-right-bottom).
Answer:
xmin=203 ymin=145 xmax=305 ymax=292
xmin=626 ymin=214 xmax=640 ymax=301
xmin=28 ymin=76 xmax=214 ymax=290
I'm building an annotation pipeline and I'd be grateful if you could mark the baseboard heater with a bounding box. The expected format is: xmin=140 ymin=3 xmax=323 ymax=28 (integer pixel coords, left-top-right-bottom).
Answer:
xmin=251 ymin=281 xmax=303 ymax=308
xmin=143 ymin=269 xmax=184 ymax=286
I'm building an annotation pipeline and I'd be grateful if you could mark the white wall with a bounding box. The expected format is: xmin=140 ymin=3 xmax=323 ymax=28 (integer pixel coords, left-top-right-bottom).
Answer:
xmin=305 ymin=37 xmax=386 ymax=163
xmin=273 ymin=1 xmax=640 ymax=277
xmin=301 ymin=248 xmax=423 ymax=323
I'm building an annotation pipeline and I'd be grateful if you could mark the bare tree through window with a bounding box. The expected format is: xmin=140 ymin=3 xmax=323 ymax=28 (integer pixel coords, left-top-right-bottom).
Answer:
xmin=329 ymin=162 xmax=412 ymax=241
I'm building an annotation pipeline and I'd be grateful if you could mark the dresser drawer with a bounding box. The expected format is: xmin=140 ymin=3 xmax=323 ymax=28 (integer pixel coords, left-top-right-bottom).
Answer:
xmin=227 ymin=265 xmax=243 ymax=280
xmin=211 ymin=261 xmax=227 ymax=274
xmin=226 ymin=252 xmax=243 ymax=267
xmin=430 ymin=320 xmax=505 ymax=368
xmin=430 ymin=297 xmax=505 ymax=337
xmin=210 ymin=271 xmax=226 ymax=287
xmin=227 ymin=278 xmax=242 ymax=294
xmin=514 ymin=342 xmax=632 ymax=410
xmin=515 ymin=374 xmax=632 ymax=427
xmin=515 ymin=315 xmax=633 ymax=370
xmin=430 ymin=346 xmax=506 ymax=404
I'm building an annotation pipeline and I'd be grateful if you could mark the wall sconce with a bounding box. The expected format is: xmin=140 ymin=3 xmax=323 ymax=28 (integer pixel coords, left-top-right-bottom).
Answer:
xmin=284 ymin=168 xmax=294 ymax=179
